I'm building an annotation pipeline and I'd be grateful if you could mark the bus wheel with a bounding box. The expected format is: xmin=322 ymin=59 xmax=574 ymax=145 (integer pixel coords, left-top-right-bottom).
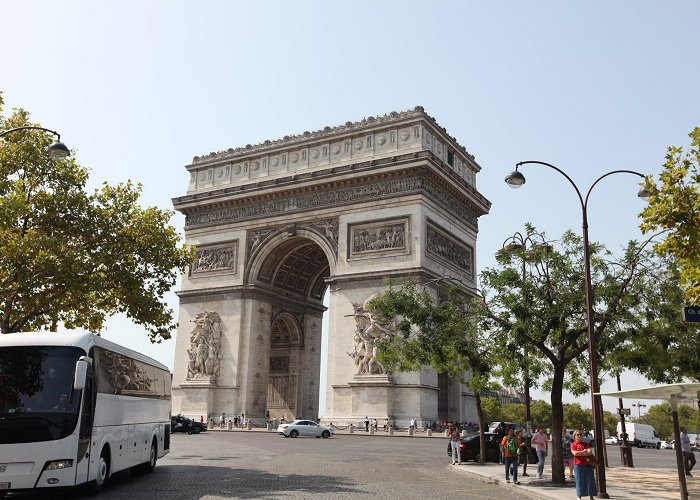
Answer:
xmin=89 ymin=447 xmax=110 ymax=493
xmin=142 ymin=439 xmax=157 ymax=473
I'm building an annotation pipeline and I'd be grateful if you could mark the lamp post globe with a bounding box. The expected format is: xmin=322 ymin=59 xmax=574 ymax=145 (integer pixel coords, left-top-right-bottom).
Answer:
xmin=505 ymin=170 xmax=526 ymax=188
xmin=47 ymin=141 xmax=70 ymax=160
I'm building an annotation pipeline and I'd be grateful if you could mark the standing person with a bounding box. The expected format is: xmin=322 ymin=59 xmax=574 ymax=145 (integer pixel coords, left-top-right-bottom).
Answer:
xmin=219 ymin=412 xmax=226 ymax=428
xmin=570 ymin=429 xmax=597 ymax=500
xmin=562 ymin=429 xmax=575 ymax=479
xmin=530 ymin=426 xmax=548 ymax=479
xmin=494 ymin=422 xmax=506 ymax=464
xmin=364 ymin=416 xmax=370 ymax=432
xmin=384 ymin=417 xmax=389 ymax=431
xmin=410 ymin=417 xmax=416 ymax=431
xmin=500 ymin=427 xmax=521 ymax=484
xmin=373 ymin=418 xmax=378 ymax=431
xmin=680 ymin=426 xmax=696 ymax=477
xmin=200 ymin=415 xmax=204 ymax=424
xmin=516 ymin=429 xmax=530 ymax=476
xmin=448 ymin=424 xmax=462 ymax=465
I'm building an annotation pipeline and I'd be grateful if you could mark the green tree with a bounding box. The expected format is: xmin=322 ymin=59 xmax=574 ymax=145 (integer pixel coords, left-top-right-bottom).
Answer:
xmin=368 ymin=281 xmax=495 ymax=462
xmin=563 ymin=403 xmax=592 ymax=431
xmin=640 ymin=127 xmax=700 ymax=305
xmin=0 ymin=93 xmax=193 ymax=341
xmin=530 ymin=400 xmax=553 ymax=430
xmin=640 ymin=402 xmax=699 ymax=439
xmin=500 ymin=402 xmax=525 ymax=424
xmin=480 ymin=396 xmax=502 ymax=426
xmin=477 ymin=226 xmax=682 ymax=483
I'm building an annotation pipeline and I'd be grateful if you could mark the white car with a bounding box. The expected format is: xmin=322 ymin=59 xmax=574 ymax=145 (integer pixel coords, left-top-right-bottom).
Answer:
xmin=660 ymin=440 xmax=671 ymax=449
xmin=605 ymin=436 xmax=619 ymax=445
xmin=276 ymin=419 xmax=334 ymax=438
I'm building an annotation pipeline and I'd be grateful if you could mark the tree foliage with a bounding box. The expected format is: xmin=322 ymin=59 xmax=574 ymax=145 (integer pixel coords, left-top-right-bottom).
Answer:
xmin=0 ymin=93 xmax=193 ymax=341
xmin=640 ymin=127 xmax=700 ymax=305
xmin=639 ymin=402 xmax=699 ymax=439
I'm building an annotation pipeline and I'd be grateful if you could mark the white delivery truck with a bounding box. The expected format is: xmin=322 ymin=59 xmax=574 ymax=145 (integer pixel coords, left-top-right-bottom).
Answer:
xmin=617 ymin=422 xmax=661 ymax=449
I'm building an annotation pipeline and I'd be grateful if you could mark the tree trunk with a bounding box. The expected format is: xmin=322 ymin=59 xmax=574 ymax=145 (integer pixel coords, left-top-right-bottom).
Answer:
xmin=549 ymin=363 xmax=566 ymax=483
xmin=475 ymin=392 xmax=487 ymax=464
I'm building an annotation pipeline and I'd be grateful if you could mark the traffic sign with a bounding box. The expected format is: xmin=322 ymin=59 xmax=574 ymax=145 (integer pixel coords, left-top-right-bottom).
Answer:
xmin=619 ymin=408 xmax=631 ymax=416
xmin=683 ymin=306 xmax=700 ymax=323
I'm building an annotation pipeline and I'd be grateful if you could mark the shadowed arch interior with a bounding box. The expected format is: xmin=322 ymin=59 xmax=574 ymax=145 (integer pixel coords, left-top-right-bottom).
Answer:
xmin=257 ymin=238 xmax=330 ymax=301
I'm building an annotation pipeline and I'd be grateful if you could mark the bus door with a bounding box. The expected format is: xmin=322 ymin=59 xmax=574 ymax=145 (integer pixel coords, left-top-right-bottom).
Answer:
xmin=75 ymin=364 xmax=95 ymax=485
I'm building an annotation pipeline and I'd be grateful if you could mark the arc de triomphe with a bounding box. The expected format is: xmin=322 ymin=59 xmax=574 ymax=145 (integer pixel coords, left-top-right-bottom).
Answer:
xmin=171 ymin=107 xmax=491 ymax=426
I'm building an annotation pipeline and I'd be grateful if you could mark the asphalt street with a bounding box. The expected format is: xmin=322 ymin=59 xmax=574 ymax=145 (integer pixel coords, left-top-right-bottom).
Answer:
xmin=7 ymin=430 xmax=533 ymax=500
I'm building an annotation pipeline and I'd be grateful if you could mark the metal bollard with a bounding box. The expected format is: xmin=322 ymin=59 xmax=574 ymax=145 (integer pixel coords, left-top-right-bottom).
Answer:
xmin=247 ymin=421 xmax=253 ymax=430
xmin=227 ymin=421 xmax=233 ymax=430
xmin=427 ymin=429 xmax=432 ymax=437
xmin=349 ymin=424 xmax=354 ymax=434
xmin=370 ymin=426 xmax=375 ymax=435
xmin=389 ymin=426 xmax=394 ymax=436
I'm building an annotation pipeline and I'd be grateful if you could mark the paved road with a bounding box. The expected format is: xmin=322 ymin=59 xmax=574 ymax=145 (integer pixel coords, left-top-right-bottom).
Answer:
xmin=8 ymin=431 xmax=533 ymax=499
xmin=602 ymin=444 xmax=680 ymax=469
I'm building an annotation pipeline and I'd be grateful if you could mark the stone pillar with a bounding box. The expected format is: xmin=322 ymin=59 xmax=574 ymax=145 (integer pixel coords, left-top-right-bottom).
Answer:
xmin=389 ymin=427 xmax=394 ymax=436
xmin=227 ymin=421 xmax=233 ymax=430
xmin=247 ymin=421 xmax=253 ymax=430
xmin=349 ymin=424 xmax=354 ymax=434
xmin=427 ymin=429 xmax=432 ymax=437
xmin=370 ymin=426 xmax=375 ymax=435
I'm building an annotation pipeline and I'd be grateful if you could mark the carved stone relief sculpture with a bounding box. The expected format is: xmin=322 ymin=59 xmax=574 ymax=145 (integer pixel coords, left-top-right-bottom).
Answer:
xmin=191 ymin=242 xmax=238 ymax=275
xmin=186 ymin=311 xmax=224 ymax=380
xmin=347 ymin=293 xmax=396 ymax=375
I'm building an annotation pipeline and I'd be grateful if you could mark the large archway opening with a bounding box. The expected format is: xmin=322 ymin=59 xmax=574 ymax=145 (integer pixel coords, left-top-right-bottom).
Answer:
xmin=252 ymin=236 xmax=331 ymax=421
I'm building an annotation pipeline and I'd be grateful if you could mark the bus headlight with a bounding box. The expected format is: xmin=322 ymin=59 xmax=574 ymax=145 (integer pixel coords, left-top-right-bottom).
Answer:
xmin=45 ymin=459 xmax=73 ymax=470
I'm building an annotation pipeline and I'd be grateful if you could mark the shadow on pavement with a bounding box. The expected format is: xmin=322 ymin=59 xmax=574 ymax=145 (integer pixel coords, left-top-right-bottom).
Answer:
xmin=4 ymin=464 xmax=366 ymax=499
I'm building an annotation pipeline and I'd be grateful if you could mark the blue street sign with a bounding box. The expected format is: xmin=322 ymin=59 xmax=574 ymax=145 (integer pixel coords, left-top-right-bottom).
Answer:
xmin=682 ymin=306 xmax=700 ymax=323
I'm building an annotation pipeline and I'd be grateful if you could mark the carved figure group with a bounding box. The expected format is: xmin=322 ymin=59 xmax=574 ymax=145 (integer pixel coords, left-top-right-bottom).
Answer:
xmin=187 ymin=311 xmax=223 ymax=380
xmin=192 ymin=247 xmax=236 ymax=273
xmin=352 ymin=224 xmax=405 ymax=253
xmin=347 ymin=294 xmax=396 ymax=375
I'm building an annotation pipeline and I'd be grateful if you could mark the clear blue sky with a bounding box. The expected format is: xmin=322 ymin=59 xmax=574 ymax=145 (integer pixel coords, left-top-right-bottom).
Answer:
xmin=3 ymin=0 xmax=698 ymax=415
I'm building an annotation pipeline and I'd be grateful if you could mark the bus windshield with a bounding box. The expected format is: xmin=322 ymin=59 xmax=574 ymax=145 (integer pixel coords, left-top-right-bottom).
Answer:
xmin=0 ymin=345 xmax=84 ymax=444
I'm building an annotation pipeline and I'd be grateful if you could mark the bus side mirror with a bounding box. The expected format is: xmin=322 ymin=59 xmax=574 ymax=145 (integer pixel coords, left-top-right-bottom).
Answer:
xmin=74 ymin=359 xmax=89 ymax=391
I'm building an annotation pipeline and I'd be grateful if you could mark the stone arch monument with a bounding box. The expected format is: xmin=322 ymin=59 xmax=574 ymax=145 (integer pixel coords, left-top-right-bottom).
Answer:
xmin=171 ymin=107 xmax=491 ymax=426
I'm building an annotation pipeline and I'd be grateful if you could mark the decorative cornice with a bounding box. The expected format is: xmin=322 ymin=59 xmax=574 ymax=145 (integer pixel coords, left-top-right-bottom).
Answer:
xmin=189 ymin=106 xmax=477 ymax=167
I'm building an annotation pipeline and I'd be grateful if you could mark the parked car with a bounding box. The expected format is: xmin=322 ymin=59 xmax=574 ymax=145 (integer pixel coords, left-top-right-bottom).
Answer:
xmin=660 ymin=440 xmax=672 ymax=449
xmin=488 ymin=422 xmax=524 ymax=434
xmin=276 ymin=419 xmax=334 ymax=438
xmin=605 ymin=436 xmax=619 ymax=445
xmin=171 ymin=415 xmax=207 ymax=434
xmin=447 ymin=432 xmax=538 ymax=463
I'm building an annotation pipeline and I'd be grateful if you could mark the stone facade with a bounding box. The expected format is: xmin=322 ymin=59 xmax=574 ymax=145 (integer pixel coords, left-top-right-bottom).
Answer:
xmin=171 ymin=106 xmax=490 ymax=427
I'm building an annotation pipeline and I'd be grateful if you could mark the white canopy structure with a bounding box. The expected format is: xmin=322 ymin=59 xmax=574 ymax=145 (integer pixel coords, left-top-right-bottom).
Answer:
xmin=597 ymin=382 xmax=700 ymax=500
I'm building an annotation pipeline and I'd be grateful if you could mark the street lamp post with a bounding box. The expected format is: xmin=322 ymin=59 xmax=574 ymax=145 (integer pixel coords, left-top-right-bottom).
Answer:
xmin=632 ymin=401 xmax=647 ymax=419
xmin=496 ymin=231 xmax=550 ymax=435
xmin=505 ymin=160 xmax=649 ymax=498
xmin=0 ymin=126 xmax=70 ymax=160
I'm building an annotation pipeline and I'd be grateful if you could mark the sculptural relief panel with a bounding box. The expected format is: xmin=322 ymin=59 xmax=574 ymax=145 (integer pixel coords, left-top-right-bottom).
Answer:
xmin=347 ymin=293 xmax=396 ymax=376
xmin=426 ymin=221 xmax=474 ymax=279
xmin=190 ymin=240 xmax=238 ymax=276
xmin=348 ymin=217 xmax=410 ymax=260
xmin=186 ymin=311 xmax=224 ymax=381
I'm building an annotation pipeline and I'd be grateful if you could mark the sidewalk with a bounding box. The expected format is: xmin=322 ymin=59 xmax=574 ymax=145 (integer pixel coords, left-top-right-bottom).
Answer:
xmin=451 ymin=461 xmax=700 ymax=500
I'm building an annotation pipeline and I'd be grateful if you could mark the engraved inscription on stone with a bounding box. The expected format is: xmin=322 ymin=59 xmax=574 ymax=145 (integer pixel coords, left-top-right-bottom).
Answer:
xmin=191 ymin=241 xmax=238 ymax=275
xmin=426 ymin=223 xmax=473 ymax=277
xmin=348 ymin=217 xmax=409 ymax=259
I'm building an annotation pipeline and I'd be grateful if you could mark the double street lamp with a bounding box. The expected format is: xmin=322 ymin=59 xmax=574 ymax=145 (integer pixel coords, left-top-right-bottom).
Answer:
xmin=505 ymin=160 xmax=649 ymax=498
xmin=0 ymin=126 xmax=70 ymax=160
xmin=496 ymin=230 xmax=550 ymax=434
xmin=632 ymin=401 xmax=647 ymax=419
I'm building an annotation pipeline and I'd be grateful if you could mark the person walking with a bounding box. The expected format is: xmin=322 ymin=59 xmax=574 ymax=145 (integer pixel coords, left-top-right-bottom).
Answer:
xmin=448 ymin=424 xmax=462 ymax=465
xmin=501 ymin=427 xmax=521 ymax=484
xmin=530 ymin=426 xmax=548 ymax=479
xmin=364 ymin=416 xmax=370 ymax=432
xmin=494 ymin=422 xmax=506 ymax=464
xmin=219 ymin=412 xmax=226 ymax=429
xmin=570 ymin=429 xmax=597 ymax=500
xmin=516 ymin=429 xmax=530 ymax=476
xmin=680 ymin=426 xmax=696 ymax=477
xmin=562 ymin=429 xmax=575 ymax=479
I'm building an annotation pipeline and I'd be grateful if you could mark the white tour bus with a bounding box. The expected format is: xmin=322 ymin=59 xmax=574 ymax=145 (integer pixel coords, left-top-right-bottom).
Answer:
xmin=0 ymin=331 xmax=171 ymax=496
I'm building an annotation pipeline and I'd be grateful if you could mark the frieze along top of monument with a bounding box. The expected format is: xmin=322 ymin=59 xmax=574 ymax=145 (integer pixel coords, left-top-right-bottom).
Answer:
xmin=184 ymin=106 xmax=484 ymax=195
xmin=190 ymin=106 xmax=475 ymax=165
